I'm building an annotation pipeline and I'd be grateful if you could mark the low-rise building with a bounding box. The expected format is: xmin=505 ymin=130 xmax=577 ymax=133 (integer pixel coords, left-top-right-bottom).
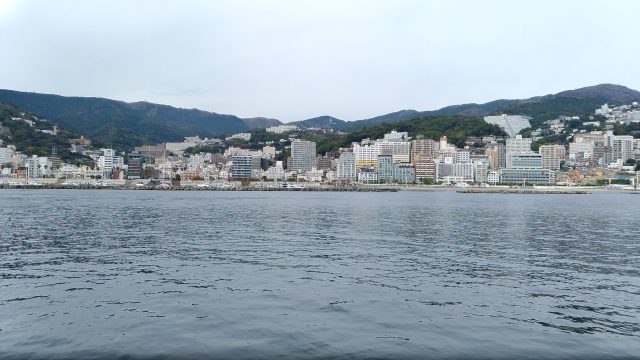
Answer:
xmin=435 ymin=161 xmax=475 ymax=182
xmin=499 ymin=168 xmax=556 ymax=184
xmin=266 ymin=125 xmax=298 ymax=134
xmin=357 ymin=167 xmax=377 ymax=184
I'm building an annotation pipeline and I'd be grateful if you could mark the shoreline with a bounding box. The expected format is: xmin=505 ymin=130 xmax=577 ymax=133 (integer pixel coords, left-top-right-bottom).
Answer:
xmin=0 ymin=182 xmax=636 ymax=193
xmin=0 ymin=183 xmax=399 ymax=192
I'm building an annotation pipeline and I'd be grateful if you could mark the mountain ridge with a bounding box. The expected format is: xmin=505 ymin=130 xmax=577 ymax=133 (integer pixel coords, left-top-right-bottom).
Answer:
xmin=0 ymin=83 xmax=638 ymax=147
xmin=289 ymin=84 xmax=640 ymax=130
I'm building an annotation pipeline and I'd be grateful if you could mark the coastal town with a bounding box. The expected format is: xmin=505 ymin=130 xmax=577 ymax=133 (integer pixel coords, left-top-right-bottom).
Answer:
xmin=1 ymin=103 xmax=639 ymax=190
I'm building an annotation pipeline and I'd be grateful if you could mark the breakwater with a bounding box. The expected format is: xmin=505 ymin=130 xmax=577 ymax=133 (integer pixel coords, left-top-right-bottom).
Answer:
xmin=0 ymin=183 xmax=399 ymax=192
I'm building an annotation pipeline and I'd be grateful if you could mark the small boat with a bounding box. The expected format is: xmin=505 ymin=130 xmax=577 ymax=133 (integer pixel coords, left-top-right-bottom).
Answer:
xmin=280 ymin=182 xmax=304 ymax=189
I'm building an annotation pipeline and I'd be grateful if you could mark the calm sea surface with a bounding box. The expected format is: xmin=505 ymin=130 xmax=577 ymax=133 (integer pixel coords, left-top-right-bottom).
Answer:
xmin=1 ymin=189 xmax=639 ymax=359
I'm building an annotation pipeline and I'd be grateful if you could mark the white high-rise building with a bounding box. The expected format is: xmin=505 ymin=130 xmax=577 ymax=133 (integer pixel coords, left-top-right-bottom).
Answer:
xmin=608 ymin=135 xmax=634 ymax=163
xmin=455 ymin=151 xmax=471 ymax=164
xmin=506 ymin=135 xmax=534 ymax=168
xmin=353 ymin=142 xmax=380 ymax=167
xmin=97 ymin=149 xmax=124 ymax=179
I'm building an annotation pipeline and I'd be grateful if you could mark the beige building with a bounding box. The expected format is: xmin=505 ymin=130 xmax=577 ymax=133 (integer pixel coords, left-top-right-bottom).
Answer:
xmin=538 ymin=144 xmax=566 ymax=170
xmin=411 ymin=138 xmax=437 ymax=164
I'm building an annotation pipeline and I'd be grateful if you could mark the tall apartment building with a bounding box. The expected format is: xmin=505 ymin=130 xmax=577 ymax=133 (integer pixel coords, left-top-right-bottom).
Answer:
xmin=485 ymin=143 xmax=506 ymax=170
xmin=231 ymin=155 xmax=253 ymax=179
xmin=290 ymin=140 xmax=316 ymax=173
xmin=415 ymin=159 xmax=436 ymax=180
xmin=411 ymin=138 xmax=437 ymax=164
xmin=475 ymin=162 xmax=489 ymax=183
xmin=336 ymin=152 xmax=356 ymax=182
xmin=455 ymin=150 xmax=471 ymax=164
xmin=353 ymin=142 xmax=380 ymax=168
xmin=506 ymin=135 xmax=534 ymax=168
xmin=378 ymin=141 xmax=411 ymax=163
xmin=394 ymin=163 xmax=416 ymax=183
xmin=377 ymin=154 xmax=394 ymax=182
xmin=538 ymin=144 xmax=565 ymax=170
xmin=127 ymin=151 xmax=144 ymax=179
xmin=609 ymin=135 xmax=634 ymax=163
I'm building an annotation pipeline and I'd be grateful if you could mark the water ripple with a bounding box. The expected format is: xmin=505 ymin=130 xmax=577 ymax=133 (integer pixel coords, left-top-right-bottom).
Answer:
xmin=0 ymin=189 xmax=639 ymax=358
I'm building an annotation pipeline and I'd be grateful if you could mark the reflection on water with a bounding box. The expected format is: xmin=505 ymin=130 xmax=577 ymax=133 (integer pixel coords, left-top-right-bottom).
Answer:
xmin=1 ymin=190 xmax=639 ymax=359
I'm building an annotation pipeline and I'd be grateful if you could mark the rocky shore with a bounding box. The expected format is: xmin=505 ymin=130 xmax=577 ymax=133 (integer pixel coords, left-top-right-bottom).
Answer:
xmin=0 ymin=183 xmax=399 ymax=192
xmin=457 ymin=187 xmax=591 ymax=194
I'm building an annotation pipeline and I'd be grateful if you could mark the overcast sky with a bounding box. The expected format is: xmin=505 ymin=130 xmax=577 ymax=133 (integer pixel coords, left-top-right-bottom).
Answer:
xmin=0 ymin=0 xmax=638 ymax=122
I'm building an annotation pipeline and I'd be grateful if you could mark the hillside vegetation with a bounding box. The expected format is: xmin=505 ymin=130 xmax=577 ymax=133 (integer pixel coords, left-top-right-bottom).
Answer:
xmin=0 ymin=102 xmax=86 ymax=162
xmin=0 ymin=90 xmax=251 ymax=148
xmin=0 ymin=84 xmax=638 ymax=150
xmin=287 ymin=116 xmax=506 ymax=155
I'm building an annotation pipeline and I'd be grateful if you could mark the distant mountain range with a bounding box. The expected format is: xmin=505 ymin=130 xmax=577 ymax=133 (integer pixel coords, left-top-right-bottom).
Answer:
xmin=291 ymin=84 xmax=640 ymax=130
xmin=0 ymin=84 xmax=638 ymax=148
